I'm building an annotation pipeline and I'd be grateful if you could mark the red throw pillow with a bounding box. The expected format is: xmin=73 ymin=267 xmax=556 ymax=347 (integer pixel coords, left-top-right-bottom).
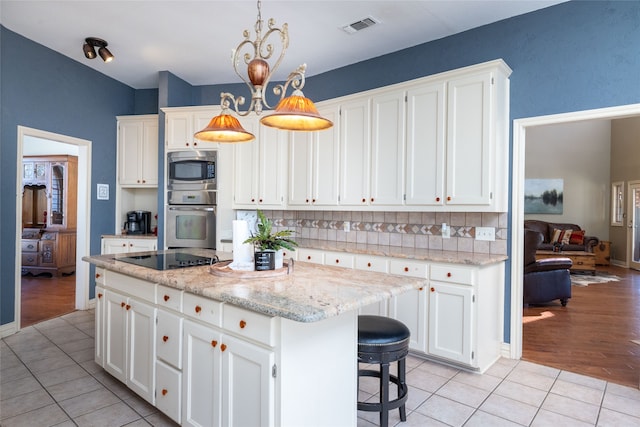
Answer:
xmin=569 ymin=230 xmax=585 ymax=245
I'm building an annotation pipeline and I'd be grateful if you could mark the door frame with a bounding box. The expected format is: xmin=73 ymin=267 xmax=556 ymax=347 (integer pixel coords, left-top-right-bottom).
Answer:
xmin=14 ymin=126 xmax=92 ymax=329
xmin=627 ymin=180 xmax=640 ymax=270
xmin=509 ymin=102 xmax=640 ymax=359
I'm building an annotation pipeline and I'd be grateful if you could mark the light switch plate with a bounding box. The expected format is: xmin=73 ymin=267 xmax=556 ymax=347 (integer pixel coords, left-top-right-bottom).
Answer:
xmin=97 ymin=184 xmax=109 ymax=200
xmin=476 ymin=227 xmax=495 ymax=241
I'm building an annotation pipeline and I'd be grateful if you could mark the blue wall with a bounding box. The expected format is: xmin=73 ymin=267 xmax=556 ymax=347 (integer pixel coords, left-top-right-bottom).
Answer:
xmin=2 ymin=1 xmax=639 ymax=337
xmin=0 ymin=27 xmax=156 ymax=324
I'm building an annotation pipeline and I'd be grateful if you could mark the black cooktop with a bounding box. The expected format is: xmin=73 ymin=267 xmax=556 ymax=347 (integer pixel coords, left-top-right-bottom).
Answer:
xmin=115 ymin=252 xmax=219 ymax=270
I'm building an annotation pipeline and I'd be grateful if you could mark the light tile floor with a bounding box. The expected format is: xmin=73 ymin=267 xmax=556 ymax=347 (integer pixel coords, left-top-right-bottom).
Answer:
xmin=1 ymin=310 xmax=639 ymax=427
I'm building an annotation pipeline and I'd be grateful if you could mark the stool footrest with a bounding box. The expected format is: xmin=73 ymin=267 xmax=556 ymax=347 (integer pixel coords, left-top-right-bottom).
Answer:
xmin=357 ymin=369 xmax=409 ymax=412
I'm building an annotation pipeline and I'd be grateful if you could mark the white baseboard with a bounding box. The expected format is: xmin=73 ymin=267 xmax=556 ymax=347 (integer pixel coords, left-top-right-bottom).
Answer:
xmin=0 ymin=321 xmax=17 ymax=338
xmin=500 ymin=342 xmax=516 ymax=360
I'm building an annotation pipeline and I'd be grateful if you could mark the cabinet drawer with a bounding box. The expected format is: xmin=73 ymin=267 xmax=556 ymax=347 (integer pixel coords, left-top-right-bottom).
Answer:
xmin=157 ymin=309 xmax=183 ymax=369
xmin=324 ymin=251 xmax=354 ymax=269
xmin=106 ymin=271 xmax=156 ymax=302
xmin=155 ymin=361 xmax=182 ymax=424
xmin=157 ymin=285 xmax=183 ymax=312
xmin=21 ymin=253 xmax=39 ymax=266
xmin=183 ymin=293 xmax=223 ymax=327
xmin=21 ymin=240 xmax=39 ymax=252
xmin=223 ymin=304 xmax=277 ymax=347
xmin=95 ymin=268 xmax=106 ymax=285
xmin=389 ymin=259 xmax=429 ymax=278
xmin=355 ymin=255 xmax=389 ymax=273
xmin=280 ymin=248 xmax=298 ymax=261
xmin=297 ymin=248 xmax=324 ymax=264
xmin=430 ymin=264 xmax=475 ymax=285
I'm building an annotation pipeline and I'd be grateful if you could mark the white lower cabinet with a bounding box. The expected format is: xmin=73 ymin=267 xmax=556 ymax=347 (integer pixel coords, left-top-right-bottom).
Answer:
xmin=428 ymin=281 xmax=474 ymax=364
xmin=94 ymin=284 xmax=105 ymax=367
xmin=156 ymin=360 xmax=182 ymax=423
xmin=101 ymin=237 xmax=157 ymax=254
xmin=103 ymin=288 xmax=156 ymax=403
xmin=182 ymin=320 xmax=222 ymax=427
xmin=389 ymin=286 xmax=428 ymax=353
xmin=221 ymin=335 xmax=275 ymax=427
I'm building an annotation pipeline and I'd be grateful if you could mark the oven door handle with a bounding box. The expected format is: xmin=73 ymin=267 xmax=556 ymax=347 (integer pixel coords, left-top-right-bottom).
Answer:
xmin=168 ymin=206 xmax=216 ymax=212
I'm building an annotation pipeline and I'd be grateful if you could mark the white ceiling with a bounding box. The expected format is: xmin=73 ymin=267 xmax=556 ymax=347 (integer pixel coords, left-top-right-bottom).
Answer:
xmin=1 ymin=0 xmax=566 ymax=89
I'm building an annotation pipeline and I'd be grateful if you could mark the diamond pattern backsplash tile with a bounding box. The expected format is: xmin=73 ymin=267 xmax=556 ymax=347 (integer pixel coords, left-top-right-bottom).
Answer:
xmin=265 ymin=211 xmax=507 ymax=255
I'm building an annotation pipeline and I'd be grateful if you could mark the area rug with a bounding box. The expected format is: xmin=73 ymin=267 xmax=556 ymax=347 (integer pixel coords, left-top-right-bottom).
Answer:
xmin=570 ymin=271 xmax=621 ymax=287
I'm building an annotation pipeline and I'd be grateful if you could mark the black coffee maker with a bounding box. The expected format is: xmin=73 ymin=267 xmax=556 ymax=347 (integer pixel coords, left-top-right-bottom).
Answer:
xmin=124 ymin=210 xmax=152 ymax=234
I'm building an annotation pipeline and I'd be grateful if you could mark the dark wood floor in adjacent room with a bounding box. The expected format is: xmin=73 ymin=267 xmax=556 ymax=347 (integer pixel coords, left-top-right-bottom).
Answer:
xmin=21 ymin=273 xmax=76 ymax=328
xmin=523 ymin=264 xmax=640 ymax=388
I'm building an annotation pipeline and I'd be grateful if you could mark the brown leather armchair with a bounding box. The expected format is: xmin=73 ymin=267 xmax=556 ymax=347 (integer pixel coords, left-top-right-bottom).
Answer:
xmin=523 ymin=229 xmax=573 ymax=306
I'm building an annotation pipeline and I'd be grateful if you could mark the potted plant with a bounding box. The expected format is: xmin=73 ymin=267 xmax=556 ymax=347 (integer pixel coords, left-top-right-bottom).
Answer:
xmin=243 ymin=210 xmax=297 ymax=270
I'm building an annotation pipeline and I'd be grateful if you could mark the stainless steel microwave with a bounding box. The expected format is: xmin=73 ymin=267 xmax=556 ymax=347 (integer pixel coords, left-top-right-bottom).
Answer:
xmin=167 ymin=150 xmax=216 ymax=190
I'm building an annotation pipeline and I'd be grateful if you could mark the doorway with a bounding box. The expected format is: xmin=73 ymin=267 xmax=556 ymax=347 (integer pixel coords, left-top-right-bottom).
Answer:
xmin=14 ymin=126 xmax=92 ymax=331
xmin=510 ymin=102 xmax=640 ymax=359
xmin=628 ymin=180 xmax=640 ymax=271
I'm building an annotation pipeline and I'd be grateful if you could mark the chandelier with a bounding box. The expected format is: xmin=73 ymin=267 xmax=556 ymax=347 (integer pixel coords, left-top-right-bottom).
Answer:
xmin=194 ymin=0 xmax=333 ymax=143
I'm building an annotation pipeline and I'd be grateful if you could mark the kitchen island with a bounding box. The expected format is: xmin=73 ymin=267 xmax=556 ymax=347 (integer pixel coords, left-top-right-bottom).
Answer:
xmin=84 ymin=249 xmax=425 ymax=426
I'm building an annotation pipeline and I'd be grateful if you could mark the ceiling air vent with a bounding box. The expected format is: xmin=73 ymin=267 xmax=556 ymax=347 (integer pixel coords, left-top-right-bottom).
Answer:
xmin=342 ymin=16 xmax=380 ymax=34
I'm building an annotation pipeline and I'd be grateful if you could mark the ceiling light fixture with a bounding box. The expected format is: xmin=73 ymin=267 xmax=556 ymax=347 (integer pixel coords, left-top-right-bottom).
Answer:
xmin=195 ymin=0 xmax=333 ymax=143
xmin=83 ymin=37 xmax=114 ymax=63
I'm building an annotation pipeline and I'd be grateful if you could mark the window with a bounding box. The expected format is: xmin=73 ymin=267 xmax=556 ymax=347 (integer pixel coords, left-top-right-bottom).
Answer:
xmin=611 ymin=181 xmax=624 ymax=226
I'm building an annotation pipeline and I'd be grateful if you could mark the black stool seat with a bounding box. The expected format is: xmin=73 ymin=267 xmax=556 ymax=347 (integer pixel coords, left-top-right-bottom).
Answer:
xmin=357 ymin=315 xmax=410 ymax=427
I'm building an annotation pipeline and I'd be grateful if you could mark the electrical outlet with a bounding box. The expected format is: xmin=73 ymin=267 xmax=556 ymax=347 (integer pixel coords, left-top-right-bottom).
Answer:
xmin=343 ymin=221 xmax=350 ymax=232
xmin=476 ymin=227 xmax=495 ymax=241
xmin=441 ymin=223 xmax=450 ymax=239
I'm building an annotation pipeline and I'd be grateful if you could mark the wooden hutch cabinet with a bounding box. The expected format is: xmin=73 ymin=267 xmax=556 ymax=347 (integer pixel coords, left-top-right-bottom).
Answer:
xmin=21 ymin=155 xmax=78 ymax=276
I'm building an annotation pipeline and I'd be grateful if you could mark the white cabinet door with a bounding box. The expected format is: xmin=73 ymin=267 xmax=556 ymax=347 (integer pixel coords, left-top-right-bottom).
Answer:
xmin=95 ymin=286 xmax=106 ymax=366
xmin=428 ymin=282 xmax=474 ymax=365
xmin=370 ymin=91 xmax=405 ymax=206
xmin=127 ymin=298 xmax=156 ymax=404
xmin=166 ymin=108 xmax=221 ymax=151
xmin=221 ymin=335 xmax=275 ymax=427
xmin=287 ymin=131 xmax=313 ymax=206
xmin=288 ymin=103 xmax=340 ymax=207
xmin=339 ymin=98 xmax=371 ymax=206
xmin=257 ymin=125 xmax=287 ymax=207
xmin=312 ymin=105 xmax=340 ymax=206
xmin=129 ymin=239 xmax=157 ymax=252
xmin=446 ymin=71 xmax=492 ymax=206
xmin=118 ymin=117 xmax=158 ymax=186
xmin=389 ymin=287 xmax=428 ymax=353
xmin=119 ymin=120 xmax=144 ymax=186
xmin=140 ymin=120 xmax=159 ymax=185
xmin=182 ymin=320 xmax=222 ymax=427
xmin=101 ymin=238 xmax=156 ymax=254
xmin=156 ymin=309 xmax=183 ymax=369
xmin=232 ymin=117 xmax=260 ymax=207
xmin=104 ymin=290 xmax=128 ymax=382
xmin=156 ymin=361 xmax=182 ymax=423
xmin=405 ymin=82 xmax=446 ymax=206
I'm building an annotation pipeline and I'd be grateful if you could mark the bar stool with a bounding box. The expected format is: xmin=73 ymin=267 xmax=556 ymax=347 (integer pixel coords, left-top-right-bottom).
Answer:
xmin=357 ymin=315 xmax=410 ymax=427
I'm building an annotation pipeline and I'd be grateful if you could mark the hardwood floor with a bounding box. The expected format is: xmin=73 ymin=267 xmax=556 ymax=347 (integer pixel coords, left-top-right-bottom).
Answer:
xmin=523 ymin=264 xmax=640 ymax=388
xmin=21 ymin=273 xmax=76 ymax=328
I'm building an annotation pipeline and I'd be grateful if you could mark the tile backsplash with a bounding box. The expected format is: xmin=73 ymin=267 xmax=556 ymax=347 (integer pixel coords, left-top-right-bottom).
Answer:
xmin=263 ymin=210 xmax=507 ymax=255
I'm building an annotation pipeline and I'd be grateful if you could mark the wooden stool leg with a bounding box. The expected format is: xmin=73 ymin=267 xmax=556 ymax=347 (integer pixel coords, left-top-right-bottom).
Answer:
xmin=380 ymin=362 xmax=390 ymax=427
xmin=398 ymin=357 xmax=407 ymax=421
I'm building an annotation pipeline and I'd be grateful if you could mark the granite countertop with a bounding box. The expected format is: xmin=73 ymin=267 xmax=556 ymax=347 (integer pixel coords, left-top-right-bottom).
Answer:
xmin=293 ymin=238 xmax=507 ymax=266
xmin=83 ymin=248 xmax=425 ymax=323
xmin=102 ymin=234 xmax=157 ymax=239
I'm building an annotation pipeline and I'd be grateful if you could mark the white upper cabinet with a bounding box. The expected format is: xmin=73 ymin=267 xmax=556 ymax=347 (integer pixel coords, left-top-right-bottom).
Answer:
xmin=405 ymin=82 xmax=446 ymax=206
xmin=118 ymin=115 xmax=159 ymax=186
xmin=233 ymin=117 xmax=287 ymax=209
xmin=339 ymin=98 xmax=371 ymax=206
xmin=446 ymin=70 xmax=493 ymax=207
xmin=370 ymin=90 xmax=406 ymax=206
xmin=288 ymin=103 xmax=340 ymax=207
xmin=165 ymin=107 xmax=221 ymax=151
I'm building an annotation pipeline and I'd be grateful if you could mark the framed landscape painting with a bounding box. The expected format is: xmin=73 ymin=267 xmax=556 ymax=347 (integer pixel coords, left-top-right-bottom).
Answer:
xmin=524 ymin=179 xmax=564 ymax=214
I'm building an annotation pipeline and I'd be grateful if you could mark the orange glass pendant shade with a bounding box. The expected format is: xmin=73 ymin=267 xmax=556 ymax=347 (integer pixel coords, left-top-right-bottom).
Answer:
xmin=260 ymin=94 xmax=333 ymax=131
xmin=194 ymin=114 xmax=255 ymax=143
